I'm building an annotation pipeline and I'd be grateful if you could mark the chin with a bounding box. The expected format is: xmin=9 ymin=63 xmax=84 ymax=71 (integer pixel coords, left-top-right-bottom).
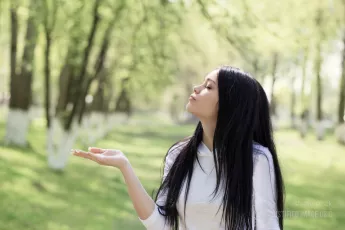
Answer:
xmin=186 ymin=104 xmax=197 ymax=116
xmin=186 ymin=102 xmax=192 ymax=112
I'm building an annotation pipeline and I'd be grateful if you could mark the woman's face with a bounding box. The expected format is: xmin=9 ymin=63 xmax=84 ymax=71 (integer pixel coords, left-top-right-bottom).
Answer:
xmin=186 ymin=69 xmax=219 ymax=120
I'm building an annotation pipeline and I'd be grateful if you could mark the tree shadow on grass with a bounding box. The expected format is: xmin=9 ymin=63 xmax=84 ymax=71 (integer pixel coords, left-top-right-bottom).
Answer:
xmin=0 ymin=157 xmax=142 ymax=230
xmin=284 ymin=172 xmax=345 ymax=229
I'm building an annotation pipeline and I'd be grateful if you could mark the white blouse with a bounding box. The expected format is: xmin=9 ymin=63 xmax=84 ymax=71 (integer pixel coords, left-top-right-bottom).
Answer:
xmin=139 ymin=141 xmax=280 ymax=230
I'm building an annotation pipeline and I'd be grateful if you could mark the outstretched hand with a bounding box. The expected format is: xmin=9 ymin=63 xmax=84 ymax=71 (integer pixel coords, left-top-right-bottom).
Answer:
xmin=72 ymin=147 xmax=129 ymax=170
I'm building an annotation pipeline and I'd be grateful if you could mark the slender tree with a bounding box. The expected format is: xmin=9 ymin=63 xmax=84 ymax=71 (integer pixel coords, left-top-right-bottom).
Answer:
xmin=5 ymin=0 xmax=38 ymax=146
xmin=338 ymin=31 xmax=345 ymax=124
xmin=270 ymin=53 xmax=279 ymax=117
xmin=43 ymin=0 xmax=58 ymax=130
xmin=314 ymin=9 xmax=325 ymax=140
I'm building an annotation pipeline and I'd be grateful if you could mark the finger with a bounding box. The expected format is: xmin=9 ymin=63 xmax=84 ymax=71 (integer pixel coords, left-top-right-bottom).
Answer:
xmin=73 ymin=150 xmax=99 ymax=162
xmin=73 ymin=149 xmax=89 ymax=158
xmin=88 ymin=147 xmax=106 ymax=154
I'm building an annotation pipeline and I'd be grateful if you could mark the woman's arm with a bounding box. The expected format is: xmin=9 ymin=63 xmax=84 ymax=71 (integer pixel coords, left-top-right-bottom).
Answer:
xmin=253 ymin=153 xmax=281 ymax=230
xmin=73 ymin=148 xmax=162 ymax=226
xmin=73 ymin=144 xmax=183 ymax=230
xmin=120 ymin=161 xmax=170 ymax=229
xmin=136 ymin=143 xmax=183 ymax=229
xmin=120 ymin=161 xmax=156 ymax=220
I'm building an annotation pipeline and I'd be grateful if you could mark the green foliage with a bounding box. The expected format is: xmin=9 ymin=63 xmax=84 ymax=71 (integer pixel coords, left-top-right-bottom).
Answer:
xmin=0 ymin=0 xmax=344 ymax=117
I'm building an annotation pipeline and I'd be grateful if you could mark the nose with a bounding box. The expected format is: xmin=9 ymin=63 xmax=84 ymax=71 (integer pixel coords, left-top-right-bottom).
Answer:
xmin=193 ymin=85 xmax=200 ymax=94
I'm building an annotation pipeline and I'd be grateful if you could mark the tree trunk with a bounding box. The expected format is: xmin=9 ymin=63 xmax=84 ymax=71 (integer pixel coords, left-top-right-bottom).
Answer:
xmin=44 ymin=30 xmax=52 ymax=129
xmin=83 ymin=70 xmax=113 ymax=146
xmin=48 ymin=0 xmax=107 ymax=170
xmin=19 ymin=4 xmax=37 ymax=109
xmin=43 ymin=0 xmax=57 ymax=129
xmin=115 ymin=78 xmax=132 ymax=118
xmin=9 ymin=7 xmax=18 ymax=108
xmin=335 ymin=30 xmax=345 ymax=145
xmin=315 ymin=46 xmax=324 ymax=140
xmin=84 ymin=0 xmax=126 ymax=117
xmin=77 ymin=1 xmax=127 ymax=125
xmin=48 ymin=59 xmax=79 ymax=170
xmin=77 ymin=23 xmax=112 ymax=124
xmin=315 ymin=9 xmax=324 ymax=140
xmin=55 ymin=57 xmax=76 ymax=116
xmin=300 ymin=49 xmax=309 ymax=110
xmin=315 ymin=47 xmax=323 ymax=122
xmin=82 ymin=73 xmax=108 ymax=146
xmin=5 ymin=6 xmax=21 ymax=145
xmin=338 ymin=31 xmax=345 ymax=124
xmin=43 ymin=1 xmax=70 ymax=171
xmin=65 ymin=0 xmax=101 ymax=131
xmin=290 ymin=76 xmax=297 ymax=128
xmin=90 ymin=74 xmax=107 ymax=112
xmin=47 ymin=118 xmax=78 ymax=170
xmin=299 ymin=49 xmax=309 ymax=138
xmin=270 ymin=53 xmax=278 ymax=117
xmin=6 ymin=2 xmax=37 ymax=146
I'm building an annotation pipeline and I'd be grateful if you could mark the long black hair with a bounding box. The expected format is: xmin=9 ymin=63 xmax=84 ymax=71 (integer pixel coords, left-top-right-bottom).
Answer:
xmin=154 ymin=66 xmax=285 ymax=229
xmin=253 ymin=78 xmax=285 ymax=228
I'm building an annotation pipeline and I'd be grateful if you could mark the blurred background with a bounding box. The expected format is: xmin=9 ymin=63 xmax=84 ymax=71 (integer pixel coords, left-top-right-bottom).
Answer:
xmin=0 ymin=0 xmax=344 ymax=229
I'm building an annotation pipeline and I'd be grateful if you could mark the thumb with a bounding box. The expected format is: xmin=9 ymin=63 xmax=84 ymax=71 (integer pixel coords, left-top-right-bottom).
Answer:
xmin=88 ymin=147 xmax=106 ymax=153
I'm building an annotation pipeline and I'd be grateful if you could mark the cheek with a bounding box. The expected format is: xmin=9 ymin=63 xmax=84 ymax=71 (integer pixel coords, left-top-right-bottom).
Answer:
xmin=204 ymin=96 xmax=218 ymax=112
xmin=211 ymin=96 xmax=219 ymax=113
xmin=210 ymin=95 xmax=218 ymax=107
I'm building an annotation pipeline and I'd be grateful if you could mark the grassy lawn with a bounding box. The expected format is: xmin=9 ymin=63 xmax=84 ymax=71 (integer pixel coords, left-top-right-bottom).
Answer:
xmin=0 ymin=119 xmax=344 ymax=230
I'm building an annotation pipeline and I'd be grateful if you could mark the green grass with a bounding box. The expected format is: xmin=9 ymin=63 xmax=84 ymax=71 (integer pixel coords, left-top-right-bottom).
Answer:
xmin=0 ymin=119 xmax=344 ymax=230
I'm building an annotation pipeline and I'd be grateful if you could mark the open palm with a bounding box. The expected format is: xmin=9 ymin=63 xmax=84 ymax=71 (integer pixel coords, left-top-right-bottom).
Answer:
xmin=72 ymin=147 xmax=129 ymax=169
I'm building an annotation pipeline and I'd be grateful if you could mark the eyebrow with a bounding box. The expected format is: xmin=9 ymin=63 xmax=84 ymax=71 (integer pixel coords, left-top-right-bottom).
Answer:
xmin=205 ymin=77 xmax=217 ymax=84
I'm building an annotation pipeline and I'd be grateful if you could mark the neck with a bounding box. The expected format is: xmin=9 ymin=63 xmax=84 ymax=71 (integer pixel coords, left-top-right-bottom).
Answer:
xmin=200 ymin=118 xmax=217 ymax=152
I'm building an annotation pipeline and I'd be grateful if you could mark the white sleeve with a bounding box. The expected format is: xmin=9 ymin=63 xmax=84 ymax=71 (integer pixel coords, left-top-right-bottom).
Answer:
xmin=253 ymin=153 xmax=280 ymax=230
xmin=138 ymin=143 xmax=184 ymax=230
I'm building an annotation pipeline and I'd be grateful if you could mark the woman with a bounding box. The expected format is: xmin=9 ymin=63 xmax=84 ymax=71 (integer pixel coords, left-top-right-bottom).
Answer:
xmin=72 ymin=66 xmax=285 ymax=230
